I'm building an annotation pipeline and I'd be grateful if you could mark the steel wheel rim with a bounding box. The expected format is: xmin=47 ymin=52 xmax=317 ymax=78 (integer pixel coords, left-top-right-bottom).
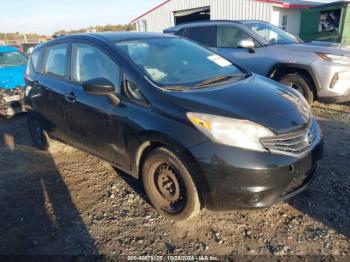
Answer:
xmin=149 ymin=161 xmax=186 ymax=213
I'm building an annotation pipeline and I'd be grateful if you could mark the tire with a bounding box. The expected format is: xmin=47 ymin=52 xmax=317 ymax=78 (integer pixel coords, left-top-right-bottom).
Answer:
xmin=142 ymin=147 xmax=201 ymax=220
xmin=27 ymin=111 xmax=50 ymax=151
xmin=278 ymin=73 xmax=314 ymax=105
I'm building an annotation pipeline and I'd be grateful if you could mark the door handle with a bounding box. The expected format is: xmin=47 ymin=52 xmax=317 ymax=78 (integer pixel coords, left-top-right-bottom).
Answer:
xmin=65 ymin=92 xmax=77 ymax=103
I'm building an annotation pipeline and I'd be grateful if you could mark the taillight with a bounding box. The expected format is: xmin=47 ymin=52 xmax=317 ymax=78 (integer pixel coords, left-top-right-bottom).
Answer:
xmin=24 ymin=74 xmax=29 ymax=84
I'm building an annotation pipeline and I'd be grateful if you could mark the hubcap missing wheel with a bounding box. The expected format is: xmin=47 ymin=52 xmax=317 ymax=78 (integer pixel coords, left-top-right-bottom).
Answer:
xmin=152 ymin=162 xmax=186 ymax=212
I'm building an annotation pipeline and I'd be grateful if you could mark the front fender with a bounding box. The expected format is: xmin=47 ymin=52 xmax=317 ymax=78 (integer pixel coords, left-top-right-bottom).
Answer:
xmin=268 ymin=63 xmax=321 ymax=91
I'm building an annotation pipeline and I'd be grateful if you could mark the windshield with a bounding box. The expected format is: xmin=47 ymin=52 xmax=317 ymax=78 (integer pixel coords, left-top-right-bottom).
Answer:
xmin=246 ymin=22 xmax=301 ymax=45
xmin=116 ymin=38 xmax=243 ymax=87
xmin=0 ymin=51 xmax=27 ymax=67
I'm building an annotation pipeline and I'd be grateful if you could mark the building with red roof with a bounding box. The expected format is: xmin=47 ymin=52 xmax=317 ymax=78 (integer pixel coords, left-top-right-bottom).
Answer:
xmin=130 ymin=0 xmax=336 ymax=36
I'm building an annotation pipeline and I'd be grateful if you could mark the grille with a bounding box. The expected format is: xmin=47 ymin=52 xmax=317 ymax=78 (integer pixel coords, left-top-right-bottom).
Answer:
xmin=261 ymin=120 xmax=319 ymax=157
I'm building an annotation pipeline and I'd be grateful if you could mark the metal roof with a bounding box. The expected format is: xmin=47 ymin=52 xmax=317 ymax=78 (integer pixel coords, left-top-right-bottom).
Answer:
xmin=130 ymin=0 xmax=326 ymax=24
xmin=307 ymin=0 xmax=350 ymax=8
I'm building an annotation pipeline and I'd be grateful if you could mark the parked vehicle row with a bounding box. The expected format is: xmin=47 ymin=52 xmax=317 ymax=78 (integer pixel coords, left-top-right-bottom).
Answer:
xmin=164 ymin=20 xmax=350 ymax=104
xmin=0 ymin=46 xmax=28 ymax=117
xmin=25 ymin=32 xmax=323 ymax=220
xmin=2 ymin=19 xmax=350 ymax=118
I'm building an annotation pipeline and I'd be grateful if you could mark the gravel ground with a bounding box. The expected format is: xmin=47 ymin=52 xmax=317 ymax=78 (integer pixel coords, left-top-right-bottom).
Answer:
xmin=0 ymin=103 xmax=349 ymax=258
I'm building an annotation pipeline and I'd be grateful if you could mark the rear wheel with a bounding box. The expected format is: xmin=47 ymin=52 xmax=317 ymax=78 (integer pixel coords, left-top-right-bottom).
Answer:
xmin=142 ymin=147 xmax=201 ymax=220
xmin=27 ymin=112 xmax=50 ymax=151
xmin=278 ymin=73 xmax=314 ymax=105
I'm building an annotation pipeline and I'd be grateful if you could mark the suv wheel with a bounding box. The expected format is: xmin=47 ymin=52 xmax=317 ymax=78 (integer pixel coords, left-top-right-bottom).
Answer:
xmin=27 ymin=112 xmax=50 ymax=150
xmin=142 ymin=147 xmax=201 ymax=220
xmin=278 ymin=73 xmax=314 ymax=104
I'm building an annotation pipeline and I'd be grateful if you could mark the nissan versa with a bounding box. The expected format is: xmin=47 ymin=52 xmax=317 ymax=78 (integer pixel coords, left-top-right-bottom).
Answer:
xmin=25 ymin=33 xmax=323 ymax=220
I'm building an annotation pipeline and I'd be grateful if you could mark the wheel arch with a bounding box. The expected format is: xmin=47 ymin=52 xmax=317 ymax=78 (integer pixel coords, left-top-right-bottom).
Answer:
xmin=268 ymin=63 xmax=321 ymax=98
xmin=134 ymin=132 xmax=211 ymax=207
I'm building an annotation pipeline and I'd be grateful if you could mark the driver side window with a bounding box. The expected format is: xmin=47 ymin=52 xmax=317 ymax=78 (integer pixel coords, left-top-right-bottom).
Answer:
xmin=72 ymin=43 xmax=121 ymax=94
xmin=217 ymin=26 xmax=256 ymax=48
xmin=250 ymin=26 xmax=278 ymax=44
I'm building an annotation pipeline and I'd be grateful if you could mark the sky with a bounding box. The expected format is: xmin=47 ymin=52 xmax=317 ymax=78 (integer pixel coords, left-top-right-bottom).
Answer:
xmin=0 ymin=0 xmax=163 ymax=35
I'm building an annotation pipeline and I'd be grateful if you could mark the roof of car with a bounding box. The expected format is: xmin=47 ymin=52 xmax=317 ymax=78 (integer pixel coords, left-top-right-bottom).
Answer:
xmin=50 ymin=32 xmax=175 ymax=43
xmin=237 ymin=20 xmax=268 ymax=25
xmin=163 ymin=20 xmax=267 ymax=32
xmin=92 ymin=31 xmax=176 ymax=42
xmin=0 ymin=46 xmax=19 ymax=53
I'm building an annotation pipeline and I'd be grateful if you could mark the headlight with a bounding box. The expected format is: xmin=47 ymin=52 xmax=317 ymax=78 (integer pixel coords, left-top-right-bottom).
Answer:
xmin=187 ymin=112 xmax=275 ymax=152
xmin=290 ymin=87 xmax=309 ymax=108
xmin=287 ymin=88 xmax=311 ymax=121
xmin=318 ymin=53 xmax=350 ymax=65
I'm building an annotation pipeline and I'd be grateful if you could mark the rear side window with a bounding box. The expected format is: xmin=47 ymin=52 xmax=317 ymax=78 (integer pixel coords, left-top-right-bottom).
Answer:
xmin=29 ymin=48 xmax=43 ymax=73
xmin=72 ymin=43 xmax=121 ymax=93
xmin=0 ymin=51 xmax=27 ymax=67
xmin=184 ymin=26 xmax=216 ymax=47
xmin=44 ymin=43 xmax=68 ymax=77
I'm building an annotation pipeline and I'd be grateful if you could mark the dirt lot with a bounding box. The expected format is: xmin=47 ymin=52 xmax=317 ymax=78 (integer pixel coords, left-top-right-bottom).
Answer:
xmin=0 ymin=102 xmax=349 ymax=258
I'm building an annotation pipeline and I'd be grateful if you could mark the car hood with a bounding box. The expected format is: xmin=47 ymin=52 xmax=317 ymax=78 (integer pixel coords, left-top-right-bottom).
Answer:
xmin=164 ymin=75 xmax=310 ymax=134
xmin=283 ymin=41 xmax=350 ymax=56
xmin=0 ymin=65 xmax=26 ymax=89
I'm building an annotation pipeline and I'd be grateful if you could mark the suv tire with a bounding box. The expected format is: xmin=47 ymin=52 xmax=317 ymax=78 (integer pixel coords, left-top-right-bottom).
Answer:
xmin=278 ymin=73 xmax=314 ymax=104
xmin=27 ymin=111 xmax=50 ymax=151
xmin=142 ymin=147 xmax=201 ymax=220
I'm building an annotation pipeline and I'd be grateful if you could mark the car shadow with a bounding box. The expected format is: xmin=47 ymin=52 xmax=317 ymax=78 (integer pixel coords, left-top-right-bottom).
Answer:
xmin=287 ymin=118 xmax=350 ymax=239
xmin=0 ymin=115 xmax=99 ymax=255
xmin=113 ymin=167 xmax=149 ymax=203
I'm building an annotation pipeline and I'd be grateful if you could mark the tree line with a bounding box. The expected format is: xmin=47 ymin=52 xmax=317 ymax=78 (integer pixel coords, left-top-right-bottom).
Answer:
xmin=54 ymin=24 xmax=135 ymax=36
xmin=0 ymin=33 xmax=43 ymax=41
xmin=0 ymin=24 xmax=135 ymax=40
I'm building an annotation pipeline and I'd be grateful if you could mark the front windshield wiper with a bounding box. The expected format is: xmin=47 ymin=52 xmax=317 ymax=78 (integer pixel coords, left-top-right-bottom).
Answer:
xmin=194 ymin=74 xmax=247 ymax=88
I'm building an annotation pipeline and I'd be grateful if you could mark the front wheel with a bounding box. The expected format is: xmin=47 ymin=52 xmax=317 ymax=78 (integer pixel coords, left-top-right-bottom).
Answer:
xmin=278 ymin=73 xmax=314 ymax=105
xmin=142 ymin=147 xmax=201 ymax=220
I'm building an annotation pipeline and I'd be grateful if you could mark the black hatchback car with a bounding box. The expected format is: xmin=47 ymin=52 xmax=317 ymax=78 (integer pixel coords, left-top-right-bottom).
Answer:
xmin=25 ymin=32 xmax=323 ymax=220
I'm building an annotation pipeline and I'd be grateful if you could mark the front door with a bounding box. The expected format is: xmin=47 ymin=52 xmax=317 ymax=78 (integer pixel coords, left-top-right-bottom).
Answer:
xmin=63 ymin=42 xmax=127 ymax=167
xmin=213 ymin=25 xmax=271 ymax=76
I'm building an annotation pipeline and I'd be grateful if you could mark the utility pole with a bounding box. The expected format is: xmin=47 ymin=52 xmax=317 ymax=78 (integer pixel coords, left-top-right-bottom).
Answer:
xmin=21 ymin=25 xmax=27 ymax=43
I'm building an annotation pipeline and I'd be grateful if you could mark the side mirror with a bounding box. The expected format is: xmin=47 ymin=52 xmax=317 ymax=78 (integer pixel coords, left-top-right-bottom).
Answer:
xmin=238 ymin=39 xmax=256 ymax=53
xmin=82 ymin=78 xmax=120 ymax=106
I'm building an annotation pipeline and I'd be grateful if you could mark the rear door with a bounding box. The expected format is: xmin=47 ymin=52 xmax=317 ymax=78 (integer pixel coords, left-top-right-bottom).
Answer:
xmin=183 ymin=25 xmax=217 ymax=49
xmin=63 ymin=41 xmax=126 ymax=165
xmin=29 ymin=42 xmax=71 ymax=142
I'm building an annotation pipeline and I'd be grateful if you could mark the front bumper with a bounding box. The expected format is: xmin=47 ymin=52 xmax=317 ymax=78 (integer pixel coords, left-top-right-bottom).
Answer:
xmin=188 ymin=136 xmax=323 ymax=210
xmin=0 ymin=87 xmax=26 ymax=117
xmin=318 ymin=91 xmax=350 ymax=103
xmin=312 ymin=60 xmax=350 ymax=103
